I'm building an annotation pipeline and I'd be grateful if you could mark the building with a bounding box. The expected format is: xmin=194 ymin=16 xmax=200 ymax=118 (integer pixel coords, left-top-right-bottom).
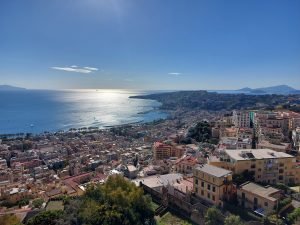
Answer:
xmin=175 ymin=156 xmax=198 ymax=174
xmin=219 ymin=137 xmax=252 ymax=150
xmin=123 ymin=165 xmax=138 ymax=179
xmin=237 ymin=182 xmax=281 ymax=216
xmin=292 ymin=128 xmax=300 ymax=151
xmin=219 ymin=127 xmax=238 ymax=138
xmin=209 ymin=149 xmax=300 ymax=185
xmin=193 ymin=164 xmax=233 ymax=207
xmin=254 ymin=111 xmax=287 ymax=142
xmin=232 ymin=110 xmax=251 ymax=128
xmin=153 ymin=142 xmax=185 ymax=160
xmin=257 ymin=140 xmax=291 ymax=153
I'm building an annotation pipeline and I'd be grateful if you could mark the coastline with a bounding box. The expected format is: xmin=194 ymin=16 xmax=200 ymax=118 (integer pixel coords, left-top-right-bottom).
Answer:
xmin=0 ymin=90 xmax=169 ymax=136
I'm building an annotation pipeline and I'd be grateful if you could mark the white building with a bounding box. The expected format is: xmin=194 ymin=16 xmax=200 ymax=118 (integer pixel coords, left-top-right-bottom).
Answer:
xmin=232 ymin=110 xmax=251 ymax=128
xmin=292 ymin=127 xmax=300 ymax=151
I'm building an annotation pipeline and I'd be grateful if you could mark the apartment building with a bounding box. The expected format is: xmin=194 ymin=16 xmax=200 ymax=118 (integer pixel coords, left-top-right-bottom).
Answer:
xmin=232 ymin=110 xmax=251 ymax=128
xmin=254 ymin=111 xmax=289 ymax=141
xmin=209 ymin=149 xmax=300 ymax=185
xmin=219 ymin=137 xmax=252 ymax=150
xmin=292 ymin=128 xmax=300 ymax=151
xmin=153 ymin=142 xmax=185 ymax=160
xmin=237 ymin=182 xmax=281 ymax=216
xmin=175 ymin=156 xmax=198 ymax=174
xmin=257 ymin=140 xmax=291 ymax=152
xmin=193 ymin=164 xmax=233 ymax=207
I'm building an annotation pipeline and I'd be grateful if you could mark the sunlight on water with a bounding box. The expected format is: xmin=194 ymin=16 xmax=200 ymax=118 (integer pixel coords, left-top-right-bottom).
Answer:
xmin=0 ymin=89 xmax=167 ymax=134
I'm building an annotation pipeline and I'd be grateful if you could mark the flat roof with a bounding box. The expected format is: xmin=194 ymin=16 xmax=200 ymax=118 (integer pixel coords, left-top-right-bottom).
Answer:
xmin=239 ymin=182 xmax=280 ymax=202
xmin=132 ymin=173 xmax=183 ymax=188
xmin=225 ymin=149 xmax=293 ymax=161
xmin=195 ymin=164 xmax=232 ymax=178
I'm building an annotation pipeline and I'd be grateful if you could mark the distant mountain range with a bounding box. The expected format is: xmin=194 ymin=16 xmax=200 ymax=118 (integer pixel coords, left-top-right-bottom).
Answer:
xmin=0 ymin=85 xmax=26 ymax=91
xmin=211 ymin=85 xmax=300 ymax=95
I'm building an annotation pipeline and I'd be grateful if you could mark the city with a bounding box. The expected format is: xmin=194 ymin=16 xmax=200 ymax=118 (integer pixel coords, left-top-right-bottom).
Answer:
xmin=0 ymin=106 xmax=300 ymax=224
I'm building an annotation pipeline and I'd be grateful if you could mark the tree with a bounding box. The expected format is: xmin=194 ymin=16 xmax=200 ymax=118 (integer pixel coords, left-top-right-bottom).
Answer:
xmin=0 ymin=214 xmax=22 ymax=225
xmin=78 ymin=175 xmax=154 ymax=225
xmin=27 ymin=210 xmax=63 ymax=225
xmin=288 ymin=207 xmax=300 ymax=225
xmin=187 ymin=121 xmax=212 ymax=143
xmin=32 ymin=198 xmax=44 ymax=209
xmin=224 ymin=215 xmax=244 ymax=225
xmin=205 ymin=207 xmax=224 ymax=225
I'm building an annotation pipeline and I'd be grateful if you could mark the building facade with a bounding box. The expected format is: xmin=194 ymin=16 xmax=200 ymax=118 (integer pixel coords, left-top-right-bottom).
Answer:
xmin=193 ymin=164 xmax=233 ymax=207
xmin=237 ymin=182 xmax=281 ymax=216
xmin=209 ymin=149 xmax=300 ymax=185
xmin=232 ymin=110 xmax=251 ymax=128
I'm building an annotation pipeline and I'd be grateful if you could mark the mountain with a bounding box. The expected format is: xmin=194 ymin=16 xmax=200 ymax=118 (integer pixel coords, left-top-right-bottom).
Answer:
xmin=0 ymin=85 xmax=26 ymax=91
xmin=212 ymin=85 xmax=300 ymax=95
xmin=236 ymin=87 xmax=252 ymax=92
xmin=254 ymin=85 xmax=299 ymax=95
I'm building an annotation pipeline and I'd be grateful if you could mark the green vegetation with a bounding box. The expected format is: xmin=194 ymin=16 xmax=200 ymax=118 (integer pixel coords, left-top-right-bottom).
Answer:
xmin=277 ymin=198 xmax=292 ymax=212
xmin=131 ymin=91 xmax=299 ymax=111
xmin=186 ymin=121 xmax=212 ymax=143
xmin=0 ymin=214 xmax=22 ymax=225
xmin=223 ymin=202 xmax=261 ymax=222
xmin=156 ymin=212 xmax=192 ymax=225
xmin=0 ymin=197 xmax=30 ymax=208
xmin=205 ymin=207 xmax=224 ymax=225
xmin=263 ymin=215 xmax=284 ymax=225
xmin=287 ymin=207 xmax=300 ymax=224
xmin=232 ymin=170 xmax=255 ymax=185
xmin=224 ymin=215 xmax=244 ymax=225
xmin=46 ymin=200 xmax=64 ymax=211
xmin=51 ymin=175 xmax=154 ymax=225
xmin=77 ymin=175 xmax=154 ymax=225
xmin=27 ymin=210 xmax=63 ymax=225
xmin=32 ymin=198 xmax=44 ymax=209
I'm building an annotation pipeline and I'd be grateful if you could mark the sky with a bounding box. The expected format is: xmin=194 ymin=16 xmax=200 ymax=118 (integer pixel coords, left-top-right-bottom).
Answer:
xmin=0 ymin=0 xmax=299 ymax=90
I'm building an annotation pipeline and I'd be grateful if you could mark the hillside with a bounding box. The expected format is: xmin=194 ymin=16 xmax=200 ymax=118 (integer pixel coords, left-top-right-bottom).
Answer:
xmin=0 ymin=85 xmax=26 ymax=91
xmin=131 ymin=90 xmax=300 ymax=111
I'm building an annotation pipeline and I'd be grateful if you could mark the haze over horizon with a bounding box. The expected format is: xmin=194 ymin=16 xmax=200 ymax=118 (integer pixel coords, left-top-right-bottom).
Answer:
xmin=0 ymin=0 xmax=299 ymax=90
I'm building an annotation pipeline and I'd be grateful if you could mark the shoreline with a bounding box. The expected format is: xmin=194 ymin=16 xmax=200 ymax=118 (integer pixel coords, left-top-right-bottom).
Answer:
xmin=0 ymin=110 xmax=170 ymax=139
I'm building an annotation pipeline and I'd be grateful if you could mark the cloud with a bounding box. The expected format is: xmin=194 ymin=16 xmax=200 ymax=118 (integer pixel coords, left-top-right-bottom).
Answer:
xmin=51 ymin=66 xmax=99 ymax=74
xmin=84 ymin=67 xmax=98 ymax=71
xmin=168 ymin=72 xmax=181 ymax=75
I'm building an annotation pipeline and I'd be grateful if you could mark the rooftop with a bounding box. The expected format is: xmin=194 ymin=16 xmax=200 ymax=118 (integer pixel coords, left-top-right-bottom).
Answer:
xmin=132 ymin=173 xmax=183 ymax=189
xmin=195 ymin=164 xmax=232 ymax=178
xmin=225 ymin=149 xmax=293 ymax=161
xmin=239 ymin=182 xmax=280 ymax=202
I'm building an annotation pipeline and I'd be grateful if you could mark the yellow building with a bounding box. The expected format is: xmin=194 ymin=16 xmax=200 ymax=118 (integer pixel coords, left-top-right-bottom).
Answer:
xmin=209 ymin=149 xmax=300 ymax=185
xmin=237 ymin=182 xmax=281 ymax=216
xmin=193 ymin=164 xmax=233 ymax=207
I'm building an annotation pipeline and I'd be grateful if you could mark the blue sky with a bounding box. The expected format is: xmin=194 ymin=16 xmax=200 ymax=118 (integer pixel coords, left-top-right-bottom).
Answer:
xmin=0 ymin=0 xmax=299 ymax=90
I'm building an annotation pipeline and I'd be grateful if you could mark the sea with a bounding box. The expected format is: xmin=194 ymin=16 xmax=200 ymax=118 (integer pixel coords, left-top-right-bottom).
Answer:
xmin=0 ymin=89 xmax=168 ymax=135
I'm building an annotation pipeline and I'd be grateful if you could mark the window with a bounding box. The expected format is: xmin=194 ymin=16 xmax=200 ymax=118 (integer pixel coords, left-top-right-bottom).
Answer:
xmin=212 ymin=186 xmax=216 ymax=192
xmin=212 ymin=195 xmax=215 ymax=201
xmin=195 ymin=188 xmax=198 ymax=193
xmin=201 ymin=190 xmax=204 ymax=196
xmin=242 ymin=193 xmax=245 ymax=199
xmin=201 ymin=182 xmax=204 ymax=187
xmin=195 ymin=179 xmax=198 ymax=185
xmin=208 ymin=184 xmax=211 ymax=190
xmin=207 ymin=193 xmax=210 ymax=199
xmin=264 ymin=202 xmax=268 ymax=207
